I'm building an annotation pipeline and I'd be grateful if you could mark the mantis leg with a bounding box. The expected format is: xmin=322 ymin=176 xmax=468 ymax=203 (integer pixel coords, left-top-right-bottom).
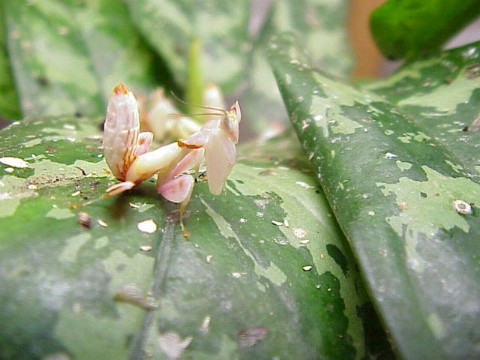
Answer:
xmin=135 ymin=132 xmax=153 ymax=156
xmin=105 ymin=181 xmax=136 ymax=197
xmin=157 ymin=149 xmax=204 ymax=205
xmin=158 ymin=174 xmax=195 ymax=238
xmin=157 ymin=148 xmax=205 ymax=237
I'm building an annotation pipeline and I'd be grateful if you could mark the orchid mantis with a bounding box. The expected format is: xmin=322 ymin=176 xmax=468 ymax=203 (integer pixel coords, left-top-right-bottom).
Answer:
xmin=103 ymin=83 xmax=241 ymax=235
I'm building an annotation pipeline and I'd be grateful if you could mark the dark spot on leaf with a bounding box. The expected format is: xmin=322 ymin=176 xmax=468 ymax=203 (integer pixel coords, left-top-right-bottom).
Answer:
xmin=45 ymin=145 xmax=57 ymax=154
xmin=75 ymin=166 xmax=87 ymax=176
xmin=37 ymin=76 xmax=49 ymax=87
xmin=465 ymin=62 xmax=480 ymax=79
xmin=75 ymin=111 xmax=83 ymax=118
xmin=236 ymin=179 xmax=244 ymax=184
xmin=238 ymin=326 xmax=267 ymax=348
xmin=357 ymin=302 xmax=396 ymax=359
xmin=420 ymin=192 xmax=427 ymax=198
xmin=326 ymin=244 xmax=348 ymax=276
xmin=258 ymin=168 xmax=276 ymax=176
xmin=99 ymin=118 xmax=106 ymax=131
xmin=116 ymin=263 xmax=126 ymax=272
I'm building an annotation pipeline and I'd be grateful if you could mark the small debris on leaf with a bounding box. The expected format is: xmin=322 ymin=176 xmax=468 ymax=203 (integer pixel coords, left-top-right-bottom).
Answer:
xmin=206 ymin=255 xmax=213 ymax=263
xmin=238 ymin=326 xmax=267 ymax=348
xmin=157 ymin=332 xmax=192 ymax=359
xmin=466 ymin=112 xmax=480 ymax=132
xmin=399 ymin=202 xmax=409 ymax=210
xmin=115 ymin=284 xmax=159 ymax=310
xmin=295 ymin=181 xmax=314 ymax=189
xmin=293 ymin=228 xmax=307 ymax=239
xmin=302 ymin=265 xmax=313 ymax=271
xmin=97 ymin=219 xmax=108 ymax=227
xmin=0 ymin=157 xmax=29 ymax=168
xmin=271 ymin=220 xmax=283 ymax=226
xmin=140 ymin=245 xmax=152 ymax=252
xmin=232 ymin=272 xmax=245 ymax=278
xmin=258 ymin=168 xmax=277 ymax=176
xmin=453 ymin=200 xmax=473 ymax=215
xmin=78 ymin=212 xmax=91 ymax=228
xmin=199 ymin=315 xmax=211 ymax=334
xmin=137 ymin=219 xmax=157 ymax=234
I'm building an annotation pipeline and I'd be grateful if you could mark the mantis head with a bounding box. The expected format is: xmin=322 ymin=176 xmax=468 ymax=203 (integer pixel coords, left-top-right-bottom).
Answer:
xmin=221 ymin=101 xmax=241 ymax=144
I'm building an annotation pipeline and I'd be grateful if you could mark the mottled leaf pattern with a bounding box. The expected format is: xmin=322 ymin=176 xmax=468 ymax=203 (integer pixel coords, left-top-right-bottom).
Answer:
xmin=244 ymin=0 xmax=353 ymax=131
xmin=124 ymin=0 xmax=250 ymax=93
xmin=0 ymin=1 xmax=20 ymax=120
xmin=0 ymin=118 xmax=389 ymax=359
xmin=3 ymin=0 xmax=157 ymax=117
xmin=269 ymin=33 xmax=480 ymax=359
xmin=1 ymin=0 xmax=352 ymax=130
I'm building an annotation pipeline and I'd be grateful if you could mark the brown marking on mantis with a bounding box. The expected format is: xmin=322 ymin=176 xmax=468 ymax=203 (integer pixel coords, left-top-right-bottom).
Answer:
xmin=103 ymin=83 xmax=241 ymax=237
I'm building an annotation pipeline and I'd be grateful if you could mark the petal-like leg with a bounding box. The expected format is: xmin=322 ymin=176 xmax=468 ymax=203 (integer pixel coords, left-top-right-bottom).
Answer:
xmin=158 ymin=148 xmax=205 ymax=185
xmin=158 ymin=175 xmax=195 ymax=238
xmin=156 ymin=148 xmax=205 ymax=238
xmin=205 ymin=129 xmax=236 ymax=195
xmin=125 ymin=142 xmax=186 ymax=185
xmin=104 ymin=181 xmax=136 ymax=197
xmin=158 ymin=174 xmax=195 ymax=205
xmin=135 ymin=132 xmax=153 ymax=156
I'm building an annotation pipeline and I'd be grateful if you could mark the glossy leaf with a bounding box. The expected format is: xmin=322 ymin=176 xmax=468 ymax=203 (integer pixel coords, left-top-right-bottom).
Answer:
xmin=269 ymin=33 xmax=480 ymax=359
xmin=3 ymin=0 xmax=158 ymax=117
xmin=0 ymin=1 xmax=20 ymax=120
xmin=244 ymin=0 xmax=353 ymax=131
xmin=1 ymin=0 xmax=352 ymax=133
xmin=0 ymin=116 xmax=391 ymax=359
xmin=124 ymin=0 xmax=250 ymax=93
xmin=370 ymin=0 xmax=480 ymax=59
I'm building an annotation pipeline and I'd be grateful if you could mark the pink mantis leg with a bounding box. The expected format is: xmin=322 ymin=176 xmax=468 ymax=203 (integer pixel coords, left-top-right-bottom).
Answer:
xmin=104 ymin=132 xmax=154 ymax=197
xmin=157 ymin=148 xmax=205 ymax=237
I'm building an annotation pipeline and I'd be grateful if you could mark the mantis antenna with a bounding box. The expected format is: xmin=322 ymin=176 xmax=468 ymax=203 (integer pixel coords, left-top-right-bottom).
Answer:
xmin=170 ymin=91 xmax=229 ymax=117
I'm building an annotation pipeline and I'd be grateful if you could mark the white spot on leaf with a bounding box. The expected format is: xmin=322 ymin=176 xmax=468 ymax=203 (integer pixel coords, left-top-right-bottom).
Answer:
xmin=453 ymin=200 xmax=472 ymax=215
xmin=157 ymin=332 xmax=192 ymax=359
xmin=137 ymin=219 xmax=157 ymax=234
xmin=0 ymin=157 xmax=29 ymax=168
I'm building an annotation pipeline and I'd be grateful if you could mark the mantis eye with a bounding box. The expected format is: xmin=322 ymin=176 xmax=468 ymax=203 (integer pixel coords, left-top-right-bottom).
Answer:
xmin=221 ymin=101 xmax=241 ymax=144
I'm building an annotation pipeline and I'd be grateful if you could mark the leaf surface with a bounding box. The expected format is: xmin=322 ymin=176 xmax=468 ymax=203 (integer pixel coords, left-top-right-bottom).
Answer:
xmin=268 ymin=33 xmax=480 ymax=359
xmin=3 ymin=0 xmax=158 ymax=117
xmin=0 ymin=116 xmax=390 ymax=359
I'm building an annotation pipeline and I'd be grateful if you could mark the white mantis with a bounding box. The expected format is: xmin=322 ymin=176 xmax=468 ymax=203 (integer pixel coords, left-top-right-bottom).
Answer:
xmin=102 ymin=83 xmax=241 ymax=235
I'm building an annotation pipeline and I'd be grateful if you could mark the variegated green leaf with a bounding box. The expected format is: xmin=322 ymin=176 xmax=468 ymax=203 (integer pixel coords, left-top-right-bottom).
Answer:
xmin=0 ymin=1 xmax=20 ymax=121
xmin=3 ymin=0 xmax=158 ymax=117
xmin=370 ymin=0 xmax=480 ymax=59
xmin=244 ymin=0 xmax=353 ymax=132
xmin=0 ymin=117 xmax=392 ymax=359
xmin=124 ymin=0 xmax=250 ymax=94
xmin=268 ymin=33 xmax=480 ymax=359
